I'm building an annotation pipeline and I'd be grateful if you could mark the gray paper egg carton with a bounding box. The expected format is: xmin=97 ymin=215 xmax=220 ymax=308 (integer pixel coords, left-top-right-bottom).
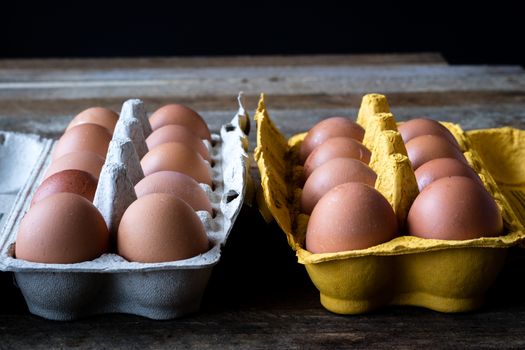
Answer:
xmin=0 ymin=96 xmax=250 ymax=320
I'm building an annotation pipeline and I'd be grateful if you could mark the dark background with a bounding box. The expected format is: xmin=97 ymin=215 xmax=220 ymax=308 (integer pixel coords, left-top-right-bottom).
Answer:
xmin=1 ymin=3 xmax=523 ymax=65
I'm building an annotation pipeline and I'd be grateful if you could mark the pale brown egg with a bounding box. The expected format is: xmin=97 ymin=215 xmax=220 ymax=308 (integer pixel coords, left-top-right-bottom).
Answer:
xmin=145 ymin=124 xmax=210 ymax=161
xmin=44 ymin=151 xmax=105 ymax=180
xmin=415 ymin=157 xmax=483 ymax=191
xmin=66 ymin=107 xmax=119 ymax=134
xmin=141 ymin=142 xmax=212 ymax=186
xmin=301 ymin=158 xmax=377 ymax=214
xmin=303 ymin=137 xmax=371 ymax=180
xmin=117 ymin=193 xmax=210 ymax=263
xmin=306 ymin=182 xmax=398 ymax=253
xmin=299 ymin=117 xmax=365 ymax=163
xmin=52 ymin=123 xmax=112 ymax=160
xmin=135 ymin=171 xmax=212 ymax=214
xmin=398 ymin=118 xmax=461 ymax=149
xmin=407 ymin=176 xmax=503 ymax=240
xmin=149 ymin=104 xmax=211 ymax=141
xmin=15 ymin=193 xmax=109 ymax=263
xmin=31 ymin=169 xmax=98 ymax=206
xmin=405 ymin=135 xmax=467 ymax=170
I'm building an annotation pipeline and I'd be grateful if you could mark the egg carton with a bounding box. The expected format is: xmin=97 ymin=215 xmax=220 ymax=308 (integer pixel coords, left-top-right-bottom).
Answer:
xmin=254 ymin=93 xmax=525 ymax=314
xmin=0 ymin=96 xmax=250 ymax=320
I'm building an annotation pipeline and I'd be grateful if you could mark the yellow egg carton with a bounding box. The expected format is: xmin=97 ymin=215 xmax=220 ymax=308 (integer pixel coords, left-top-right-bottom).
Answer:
xmin=254 ymin=93 xmax=525 ymax=313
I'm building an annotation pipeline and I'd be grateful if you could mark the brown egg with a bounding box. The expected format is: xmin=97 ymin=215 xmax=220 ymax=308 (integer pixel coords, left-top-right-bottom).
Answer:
xmin=135 ymin=171 xmax=212 ymax=214
xmin=66 ymin=107 xmax=119 ymax=134
xmin=15 ymin=193 xmax=109 ymax=263
xmin=141 ymin=142 xmax=212 ymax=186
xmin=415 ymin=157 xmax=483 ymax=191
xmin=407 ymin=176 xmax=503 ymax=240
xmin=149 ymin=104 xmax=211 ymax=141
xmin=44 ymin=151 xmax=105 ymax=180
xmin=299 ymin=117 xmax=365 ymax=163
xmin=52 ymin=123 xmax=112 ymax=160
xmin=306 ymin=182 xmax=398 ymax=253
xmin=398 ymin=118 xmax=461 ymax=149
xmin=31 ymin=169 xmax=98 ymax=206
xmin=405 ymin=135 xmax=467 ymax=170
xmin=301 ymin=158 xmax=377 ymax=214
xmin=117 ymin=193 xmax=209 ymax=263
xmin=303 ymin=137 xmax=371 ymax=180
xmin=145 ymin=124 xmax=210 ymax=161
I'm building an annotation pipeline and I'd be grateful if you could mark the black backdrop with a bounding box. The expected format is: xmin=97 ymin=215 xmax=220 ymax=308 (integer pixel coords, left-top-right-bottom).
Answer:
xmin=1 ymin=2 xmax=524 ymax=65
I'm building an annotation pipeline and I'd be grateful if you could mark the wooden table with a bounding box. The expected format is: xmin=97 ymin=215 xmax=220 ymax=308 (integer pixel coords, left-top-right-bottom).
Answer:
xmin=1 ymin=54 xmax=525 ymax=349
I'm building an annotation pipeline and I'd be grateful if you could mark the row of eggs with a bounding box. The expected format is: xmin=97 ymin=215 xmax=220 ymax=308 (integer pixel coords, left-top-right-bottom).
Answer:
xmin=14 ymin=106 xmax=505 ymax=261
xmin=300 ymin=116 xmax=503 ymax=254
xmin=16 ymin=104 xmax=215 ymax=264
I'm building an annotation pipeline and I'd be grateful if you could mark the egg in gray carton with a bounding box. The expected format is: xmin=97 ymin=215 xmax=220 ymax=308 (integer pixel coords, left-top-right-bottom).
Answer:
xmin=0 ymin=96 xmax=250 ymax=320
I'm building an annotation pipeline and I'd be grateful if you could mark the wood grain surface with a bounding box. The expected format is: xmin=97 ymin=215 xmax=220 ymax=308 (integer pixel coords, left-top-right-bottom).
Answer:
xmin=1 ymin=53 xmax=525 ymax=349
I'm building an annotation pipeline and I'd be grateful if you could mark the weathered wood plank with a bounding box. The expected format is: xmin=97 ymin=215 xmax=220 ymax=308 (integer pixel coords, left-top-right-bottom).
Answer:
xmin=1 ymin=90 xmax=524 ymax=119
xmin=1 ymin=99 xmax=524 ymax=139
xmin=0 ymin=53 xmax=446 ymax=70
xmin=0 ymin=65 xmax=522 ymax=101
xmin=1 ymin=296 xmax=525 ymax=349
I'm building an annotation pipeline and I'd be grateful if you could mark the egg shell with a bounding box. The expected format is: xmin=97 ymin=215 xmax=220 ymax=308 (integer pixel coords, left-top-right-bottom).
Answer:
xmin=117 ymin=193 xmax=210 ymax=263
xmin=306 ymin=182 xmax=398 ymax=253
xmin=15 ymin=192 xmax=110 ymax=264
xmin=52 ymin=123 xmax=112 ymax=160
xmin=66 ymin=107 xmax=119 ymax=134
xmin=149 ymin=104 xmax=212 ymax=141
xmin=405 ymin=134 xmax=467 ymax=170
xmin=44 ymin=151 xmax=105 ymax=179
xmin=140 ymin=142 xmax=212 ymax=186
xmin=398 ymin=118 xmax=461 ymax=149
xmin=301 ymin=157 xmax=377 ymax=215
xmin=31 ymin=169 xmax=98 ymax=205
xmin=134 ymin=171 xmax=212 ymax=214
xmin=407 ymin=176 xmax=503 ymax=240
xmin=415 ymin=157 xmax=483 ymax=191
xmin=303 ymin=137 xmax=371 ymax=180
xmin=146 ymin=124 xmax=210 ymax=161
xmin=299 ymin=117 xmax=365 ymax=163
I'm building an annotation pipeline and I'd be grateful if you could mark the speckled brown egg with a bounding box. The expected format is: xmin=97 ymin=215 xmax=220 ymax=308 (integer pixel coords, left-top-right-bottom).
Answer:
xmin=44 ymin=151 xmax=105 ymax=180
xmin=303 ymin=137 xmax=371 ymax=180
xmin=415 ymin=157 xmax=483 ymax=191
xmin=140 ymin=142 xmax=212 ymax=186
xmin=52 ymin=123 xmax=112 ymax=160
xmin=299 ymin=117 xmax=365 ymax=163
xmin=405 ymin=135 xmax=467 ymax=170
xmin=117 ymin=193 xmax=210 ymax=263
xmin=149 ymin=104 xmax=211 ymax=141
xmin=145 ymin=124 xmax=210 ymax=161
xmin=135 ymin=171 xmax=213 ymax=214
xmin=15 ymin=192 xmax=109 ymax=263
xmin=407 ymin=176 xmax=503 ymax=240
xmin=306 ymin=182 xmax=398 ymax=253
xmin=398 ymin=118 xmax=461 ymax=149
xmin=301 ymin=158 xmax=377 ymax=215
xmin=31 ymin=169 xmax=98 ymax=206
xmin=66 ymin=107 xmax=119 ymax=134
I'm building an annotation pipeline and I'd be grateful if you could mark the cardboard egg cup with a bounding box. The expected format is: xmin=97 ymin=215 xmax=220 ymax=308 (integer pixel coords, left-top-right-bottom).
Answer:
xmin=0 ymin=96 xmax=250 ymax=320
xmin=255 ymin=93 xmax=525 ymax=314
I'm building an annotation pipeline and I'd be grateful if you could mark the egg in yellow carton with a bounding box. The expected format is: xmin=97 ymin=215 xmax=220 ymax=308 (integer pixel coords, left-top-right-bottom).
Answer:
xmin=254 ymin=93 xmax=525 ymax=313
